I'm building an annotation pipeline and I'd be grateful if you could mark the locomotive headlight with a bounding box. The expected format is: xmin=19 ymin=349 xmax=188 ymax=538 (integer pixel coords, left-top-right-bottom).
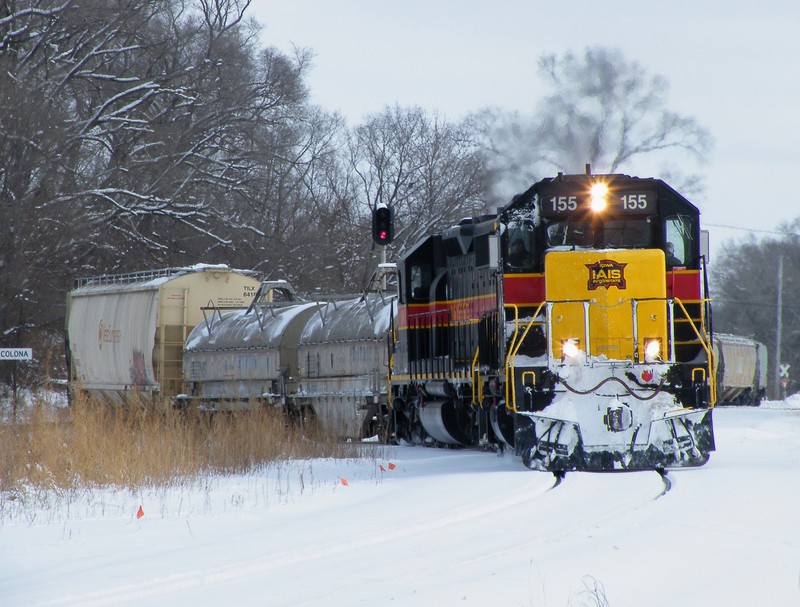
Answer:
xmin=644 ymin=338 xmax=662 ymax=363
xmin=561 ymin=338 xmax=581 ymax=360
xmin=590 ymin=183 xmax=608 ymax=212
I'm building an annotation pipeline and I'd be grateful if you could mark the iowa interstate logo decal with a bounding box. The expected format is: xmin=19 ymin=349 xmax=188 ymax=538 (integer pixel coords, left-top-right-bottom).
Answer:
xmin=585 ymin=259 xmax=627 ymax=290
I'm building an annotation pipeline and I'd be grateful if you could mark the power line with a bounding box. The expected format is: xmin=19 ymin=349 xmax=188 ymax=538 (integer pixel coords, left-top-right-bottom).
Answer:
xmin=707 ymin=223 xmax=800 ymax=237
xmin=714 ymin=298 xmax=800 ymax=313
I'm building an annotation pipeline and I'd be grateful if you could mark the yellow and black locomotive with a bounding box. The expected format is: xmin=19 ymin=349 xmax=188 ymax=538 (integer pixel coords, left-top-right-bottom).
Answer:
xmin=389 ymin=171 xmax=715 ymax=471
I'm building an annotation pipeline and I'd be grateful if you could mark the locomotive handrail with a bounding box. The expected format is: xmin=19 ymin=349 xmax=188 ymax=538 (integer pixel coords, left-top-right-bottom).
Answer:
xmin=673 ymin=297 xmax=717 ymax=406
xmin=544 ymin=300 xmax=591 ymax=371
xmin=504 ymin=302 xmax=545 ymax=412
xmin=534 ymin=295 xmax=716 ymax=405
xmin=387 ymin=299 xmax=396 ymax=411
xmin=504 ymin=303 xmax=522 ymax=411
xmin=542 ymin=295 xmax=688 ymax=366
xmin=471 ymin=347 xmax=481 ymax=406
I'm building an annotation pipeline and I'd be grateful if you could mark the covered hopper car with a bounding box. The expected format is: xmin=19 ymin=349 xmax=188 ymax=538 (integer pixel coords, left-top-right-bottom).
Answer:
xmin=713 ymin=333 xmax=768 ymax=405
xmin=66 ymin=265 xmax=260 ymax=408
xmin=180 ymin=280 xmax=396 ymax=439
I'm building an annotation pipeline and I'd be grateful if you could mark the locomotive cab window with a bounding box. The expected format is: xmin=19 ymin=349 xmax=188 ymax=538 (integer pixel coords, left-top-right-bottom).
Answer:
xmin=665 ymin=215 xmax=695 ymax=267
xmin=505 ymin=224 xmax=536 ymax=269
xmin=409 ymin=263 xmax=432 ymax=301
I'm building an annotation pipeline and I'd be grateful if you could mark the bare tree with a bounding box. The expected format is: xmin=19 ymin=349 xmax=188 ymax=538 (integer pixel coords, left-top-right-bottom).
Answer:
xmin=711 ymin=220 xmax=800 ymax=398
xmin=227 ymin=103 xmax=354 ymax=293
xmin=471 ymin=47 xmax=713 ymax=204
xmin=349 ymin=106 xmax=487 ymax=263
xmin=0 ymin=0 xmax=315 ymax=380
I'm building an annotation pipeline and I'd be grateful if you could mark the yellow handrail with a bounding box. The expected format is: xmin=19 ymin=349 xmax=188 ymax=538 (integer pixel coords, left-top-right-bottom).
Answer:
xmin=503 ymin=302 xmax=545 ymax=412
xmin=470 ymin=347 xmax=481 ymax=406
xmin=673 ymin=297 xmax=716 ymax=406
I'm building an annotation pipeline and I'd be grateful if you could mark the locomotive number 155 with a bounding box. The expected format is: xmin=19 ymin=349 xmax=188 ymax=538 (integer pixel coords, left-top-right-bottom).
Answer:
xmin=548 ymin=196 xmax=578 ymax=212
xmin=620 ymin=193 xmax=649 ymax=210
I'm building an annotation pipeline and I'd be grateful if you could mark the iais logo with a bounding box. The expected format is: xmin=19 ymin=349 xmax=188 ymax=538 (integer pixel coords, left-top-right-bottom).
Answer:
xmin=585 ymin=259 xmax=627 ymax=291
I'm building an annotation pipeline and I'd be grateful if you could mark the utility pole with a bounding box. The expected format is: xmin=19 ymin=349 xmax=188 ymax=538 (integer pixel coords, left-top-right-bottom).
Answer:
xmin=774 ymin=255 xmax=783 ymax=400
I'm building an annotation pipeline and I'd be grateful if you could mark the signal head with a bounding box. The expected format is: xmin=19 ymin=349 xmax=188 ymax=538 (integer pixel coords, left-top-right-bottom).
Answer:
xmin=372 ymin=205 xmax=394 ymax=245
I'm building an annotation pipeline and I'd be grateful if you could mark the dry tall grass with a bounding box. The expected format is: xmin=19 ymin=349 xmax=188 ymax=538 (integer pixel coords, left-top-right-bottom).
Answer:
xmin=0 ymin=390 xmax=366 ymax=495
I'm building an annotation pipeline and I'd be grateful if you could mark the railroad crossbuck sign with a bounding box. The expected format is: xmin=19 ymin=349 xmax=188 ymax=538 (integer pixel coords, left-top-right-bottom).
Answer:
xmin=0 ymin=348 xmax=32 ymax=360
xmin=779 ymin=364 xmax=790 ymax=379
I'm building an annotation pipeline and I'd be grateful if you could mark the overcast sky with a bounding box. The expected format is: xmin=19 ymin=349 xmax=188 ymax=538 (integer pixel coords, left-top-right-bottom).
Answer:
xmin=251 ymin=1 xmax=800 ymax=260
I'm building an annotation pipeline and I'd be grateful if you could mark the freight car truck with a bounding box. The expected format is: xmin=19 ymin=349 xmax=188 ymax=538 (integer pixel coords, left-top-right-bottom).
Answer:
xmin=66 ymin=265 xmax=260 ymax=409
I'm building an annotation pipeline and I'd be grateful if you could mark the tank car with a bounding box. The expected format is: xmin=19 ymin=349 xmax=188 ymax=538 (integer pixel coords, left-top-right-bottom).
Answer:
xmin=713 ymin=333 xmax=767 ymax=405
xmin=66 ymin=265 xmax=261 ymax=409
xmin=389 ymin=171 xmax=716 ymax=471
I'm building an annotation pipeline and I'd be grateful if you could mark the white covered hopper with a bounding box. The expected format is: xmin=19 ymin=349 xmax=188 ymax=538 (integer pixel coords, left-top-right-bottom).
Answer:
xmin=66 ymin=265 xmax=260 ymax=408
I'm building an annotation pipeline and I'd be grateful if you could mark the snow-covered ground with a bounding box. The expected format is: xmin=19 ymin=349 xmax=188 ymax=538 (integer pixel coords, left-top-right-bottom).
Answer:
xmin=2 ymin=401 xmax=799 ymax=607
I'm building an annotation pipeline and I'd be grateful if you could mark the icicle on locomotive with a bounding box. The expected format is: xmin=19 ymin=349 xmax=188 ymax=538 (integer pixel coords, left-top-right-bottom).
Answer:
xmin=388 ymin=170 xmax=716 ymax=471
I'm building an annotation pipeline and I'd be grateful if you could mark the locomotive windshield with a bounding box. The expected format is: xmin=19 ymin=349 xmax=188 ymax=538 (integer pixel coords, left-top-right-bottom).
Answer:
xmin=545 ymin=221 xmax=594 ymax=248
xmin=544 ymin=217 xmax=652 ymax=249
xmin=598 ymin=217 xmax=651 ymax=248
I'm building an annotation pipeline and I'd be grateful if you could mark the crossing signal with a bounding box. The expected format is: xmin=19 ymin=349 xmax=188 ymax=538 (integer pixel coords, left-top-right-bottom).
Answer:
xmin=372 ymin=205 xmax=394 ymax=245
